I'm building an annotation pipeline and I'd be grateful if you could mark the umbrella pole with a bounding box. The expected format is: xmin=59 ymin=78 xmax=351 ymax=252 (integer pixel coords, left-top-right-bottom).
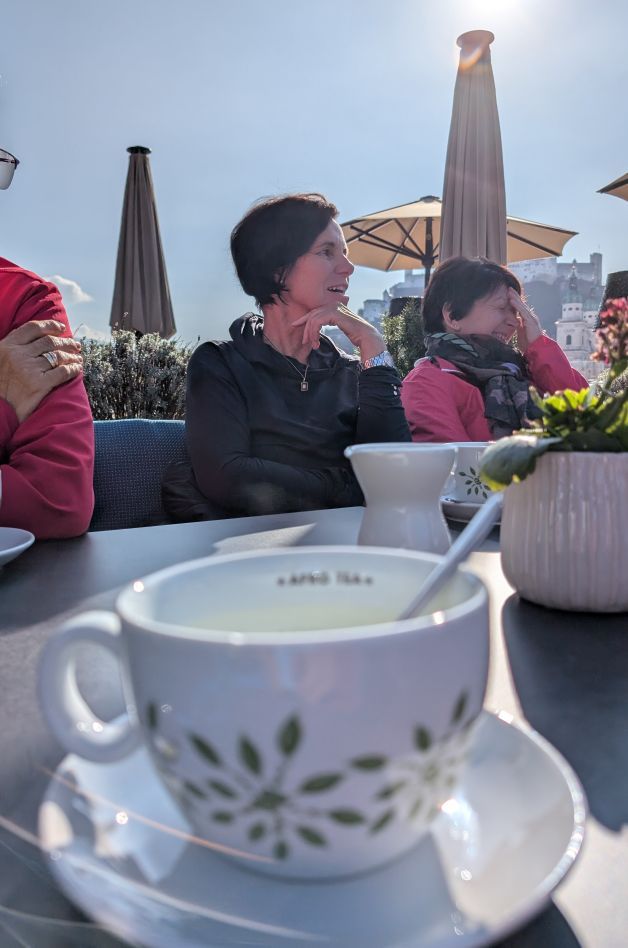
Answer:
xmin=423 ymin=216 xmax=435 ymax=288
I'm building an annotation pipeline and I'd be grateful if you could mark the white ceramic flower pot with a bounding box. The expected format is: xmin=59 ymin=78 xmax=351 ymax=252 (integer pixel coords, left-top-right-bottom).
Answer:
xmin=500 ymin=452 xmax=628 ymax=612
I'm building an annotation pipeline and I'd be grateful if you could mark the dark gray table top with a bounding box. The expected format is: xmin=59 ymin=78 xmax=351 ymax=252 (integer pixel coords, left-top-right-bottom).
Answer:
xmin=0 ymin=509 xmax=626 ymax=947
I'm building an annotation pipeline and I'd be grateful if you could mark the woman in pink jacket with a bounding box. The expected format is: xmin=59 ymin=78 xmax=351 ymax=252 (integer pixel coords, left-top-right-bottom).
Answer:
xmin=401 ymin=257 xmax=588 ymax=442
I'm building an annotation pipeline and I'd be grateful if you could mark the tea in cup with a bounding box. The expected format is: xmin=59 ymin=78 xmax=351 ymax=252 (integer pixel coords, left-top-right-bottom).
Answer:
xmin=38 ymin=546 xmax=488 ymax=880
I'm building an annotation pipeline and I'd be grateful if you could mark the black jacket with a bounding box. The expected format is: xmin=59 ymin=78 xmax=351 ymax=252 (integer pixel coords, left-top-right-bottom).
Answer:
xmin=163 ymin=314 xmax=410 ymax=521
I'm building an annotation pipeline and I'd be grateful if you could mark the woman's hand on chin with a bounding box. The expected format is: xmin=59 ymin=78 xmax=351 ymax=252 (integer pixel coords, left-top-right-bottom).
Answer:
xmin=508 ymin=289 xmax=542 ymax=351
xmin=291 ymin=303 xmax=384 ymax=361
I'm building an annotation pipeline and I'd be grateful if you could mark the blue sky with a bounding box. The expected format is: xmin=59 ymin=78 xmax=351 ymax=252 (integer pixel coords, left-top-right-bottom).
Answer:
xmin=1 ymin=0 xmax=626 ymax=343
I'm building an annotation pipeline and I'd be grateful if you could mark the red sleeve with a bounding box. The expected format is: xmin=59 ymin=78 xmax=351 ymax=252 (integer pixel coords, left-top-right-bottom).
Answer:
xmin=0 ymin=271 xmax=94 ymax=538
xmin=0 ymin=399 xmax=19 ymax=448
xmin=401 ymin=361 xmax=476 ymax=442
xmin=525 ymin=335 xmax=589 ymax=395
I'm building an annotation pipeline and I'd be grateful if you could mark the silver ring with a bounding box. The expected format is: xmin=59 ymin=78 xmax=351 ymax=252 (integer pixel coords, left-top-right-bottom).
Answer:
xmin=41 ymin=350 xmax=58 ymax=368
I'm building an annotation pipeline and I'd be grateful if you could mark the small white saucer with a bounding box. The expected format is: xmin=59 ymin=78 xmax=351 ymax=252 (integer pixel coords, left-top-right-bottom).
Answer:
xmin=0 ymin=527 xmax=35 ymax=568
xmin=441 ymin=497 xmax=500 ymax=525
xmin=39 ymin=711 xmax=585 ymax=948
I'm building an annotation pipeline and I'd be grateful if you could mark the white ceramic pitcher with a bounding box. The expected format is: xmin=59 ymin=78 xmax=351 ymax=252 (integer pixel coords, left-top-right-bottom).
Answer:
xmin=345 ymin=443 xmax=457 ymax=554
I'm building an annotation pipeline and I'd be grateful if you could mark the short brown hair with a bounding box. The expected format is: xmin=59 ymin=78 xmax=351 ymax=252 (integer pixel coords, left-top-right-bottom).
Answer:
xmin=230 ymin=193 xmax=338 ymax=308
xmin=422 ymin=257 xmax=522 ymax=333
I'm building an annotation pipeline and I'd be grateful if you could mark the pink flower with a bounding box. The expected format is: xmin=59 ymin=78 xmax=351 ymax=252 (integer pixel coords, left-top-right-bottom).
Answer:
xmin=592 ymin=297 xmax=628 ymax=366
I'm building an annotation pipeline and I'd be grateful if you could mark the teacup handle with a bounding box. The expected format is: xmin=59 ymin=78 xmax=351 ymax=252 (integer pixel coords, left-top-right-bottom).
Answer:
xmin=37 ymin=611 xmax=142 ymax=763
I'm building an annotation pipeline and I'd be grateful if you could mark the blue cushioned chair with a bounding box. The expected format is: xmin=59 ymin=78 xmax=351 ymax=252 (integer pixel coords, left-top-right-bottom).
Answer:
xmin=90 ymin=419 xmax=187 ymax=532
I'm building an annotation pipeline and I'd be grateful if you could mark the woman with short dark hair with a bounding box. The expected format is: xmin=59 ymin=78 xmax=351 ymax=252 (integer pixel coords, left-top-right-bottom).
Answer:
xmin=230 ymin=192 xmax=339 ymax=308
xmin=165 ymin=193 xmax=409 ymax=521
xmin=401 ymin=256 xmax=587 ymax=442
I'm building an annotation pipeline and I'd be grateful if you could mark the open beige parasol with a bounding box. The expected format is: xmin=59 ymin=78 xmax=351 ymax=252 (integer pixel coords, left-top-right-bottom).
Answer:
xmin=341 ymin=196 xmax=576 ymax=286
xmin=598 ymin=173 xmax=628 ymax=202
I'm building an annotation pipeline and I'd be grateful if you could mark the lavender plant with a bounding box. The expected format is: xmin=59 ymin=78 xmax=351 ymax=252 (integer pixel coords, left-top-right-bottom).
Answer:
xmin=81 ymin=331 xmax=194 ymax=420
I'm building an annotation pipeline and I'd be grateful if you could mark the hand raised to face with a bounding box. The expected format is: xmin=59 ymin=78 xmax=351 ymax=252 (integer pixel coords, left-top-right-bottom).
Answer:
xmin=508 ymin=288 xmax=542 ymax=352
xmin=290 ymin=303 xmax=385 ymax=363
xmin=0 ymin=320 xmax=83 ymax=423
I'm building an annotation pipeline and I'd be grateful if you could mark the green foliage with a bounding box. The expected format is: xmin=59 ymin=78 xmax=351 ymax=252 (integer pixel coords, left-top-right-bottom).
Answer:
xmin=527 ymin=386 xmax=628 ymax=450
xmin=381 ymin=299 xmax=425 ymax=377
xmin=595 ymin=364 xmax=628 ymax=396
xmin=81 ymin=331 xmax=193 ymax=420
xmin=479 ymin=435 xmax=563 ymax=491
xmin=481 ymin=386 xmax=628 ymax=489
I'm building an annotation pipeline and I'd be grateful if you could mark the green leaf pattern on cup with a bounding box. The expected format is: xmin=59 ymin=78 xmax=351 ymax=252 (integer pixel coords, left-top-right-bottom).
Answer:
xmin=145 ymin=695 xmax=473 ymax=863
xmin=458 ymin=467 xmax=491 ymax=499
xmin=452 ymin=691 xmax=468 ymax=724
xmin=350 ymin=754 xmax=387 ymax=770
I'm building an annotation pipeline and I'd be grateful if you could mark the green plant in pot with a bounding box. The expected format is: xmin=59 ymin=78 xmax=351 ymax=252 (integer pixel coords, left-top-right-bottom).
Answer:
xmin=479 ymin=297 xmax=628 ymax=612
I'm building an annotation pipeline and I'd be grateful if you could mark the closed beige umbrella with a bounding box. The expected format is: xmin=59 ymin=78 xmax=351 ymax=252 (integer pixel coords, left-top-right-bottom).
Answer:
xmin=598 ymin=173 xmax=628 ymax=202
xmin=440 ymin=30 xmax=506 ymax=265
xmin=110 ymin=146 xmax=176 ymax=338
xmin=342 ymin=196 xmax=576 ymax=285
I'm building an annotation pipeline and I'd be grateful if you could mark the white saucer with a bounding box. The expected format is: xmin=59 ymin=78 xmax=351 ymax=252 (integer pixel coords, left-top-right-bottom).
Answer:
xmin=39 ymin=711 xmax=585 ymax=948
xmin=0 ymin=527 xmax=35 ymax=568
xmin=441 ymin=497 xmax=500 ymax=525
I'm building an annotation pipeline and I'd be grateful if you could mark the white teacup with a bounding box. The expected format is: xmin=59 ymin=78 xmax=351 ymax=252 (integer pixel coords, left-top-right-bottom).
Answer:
xmin=38 ymin=546 xmax=489 ymax=880
xmin=445 ymin=442 xmax=495 ymax=504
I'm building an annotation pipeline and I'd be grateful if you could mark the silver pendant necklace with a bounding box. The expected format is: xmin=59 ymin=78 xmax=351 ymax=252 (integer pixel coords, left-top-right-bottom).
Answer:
xmin=264 ymin=334 xmax=310 ymax=392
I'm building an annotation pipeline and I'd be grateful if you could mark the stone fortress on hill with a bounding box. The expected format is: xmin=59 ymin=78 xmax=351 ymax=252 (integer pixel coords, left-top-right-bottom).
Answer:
xmin=341 ymin=253 xmax=605 ymax=382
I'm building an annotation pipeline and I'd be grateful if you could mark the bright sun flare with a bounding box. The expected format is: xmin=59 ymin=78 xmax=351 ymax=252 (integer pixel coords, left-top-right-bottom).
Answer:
xmin=464 ymin=0 xmax=520 ymax=19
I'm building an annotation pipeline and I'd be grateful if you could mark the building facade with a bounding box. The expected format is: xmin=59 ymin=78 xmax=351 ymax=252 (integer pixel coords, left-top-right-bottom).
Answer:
xmin=554 ymin=266 xmax=603 ymax=382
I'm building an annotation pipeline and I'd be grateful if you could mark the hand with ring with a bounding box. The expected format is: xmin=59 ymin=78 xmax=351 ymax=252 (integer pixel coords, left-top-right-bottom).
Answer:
xmin=0 ymin=320 xmax=83 ymax=422
xmin=41 ymin=349 xmax=59 ymax=369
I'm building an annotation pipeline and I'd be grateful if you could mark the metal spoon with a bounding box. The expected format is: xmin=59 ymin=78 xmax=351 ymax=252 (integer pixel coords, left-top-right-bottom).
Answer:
xmin=397 ymin=492 xmax=503 ymax=620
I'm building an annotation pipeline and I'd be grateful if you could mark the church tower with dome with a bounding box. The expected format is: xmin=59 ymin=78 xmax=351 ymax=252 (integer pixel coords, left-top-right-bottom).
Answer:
xmin=555 ymin=265 xmax=603 ymax=381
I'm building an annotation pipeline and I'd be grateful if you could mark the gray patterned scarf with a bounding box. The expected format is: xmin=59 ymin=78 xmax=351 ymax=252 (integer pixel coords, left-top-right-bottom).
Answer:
xmin=426 ymin=332 xmax=541 ymax=438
